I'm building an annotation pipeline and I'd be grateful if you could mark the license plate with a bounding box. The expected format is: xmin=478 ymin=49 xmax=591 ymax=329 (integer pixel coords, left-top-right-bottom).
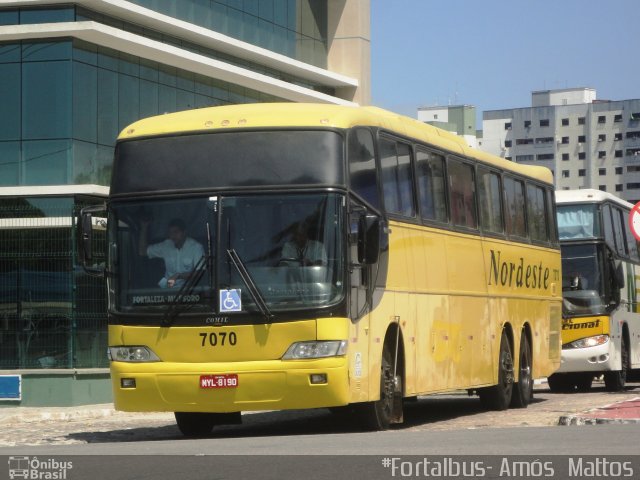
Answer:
xmin=199 ymin=374 xmax=238 ymax=389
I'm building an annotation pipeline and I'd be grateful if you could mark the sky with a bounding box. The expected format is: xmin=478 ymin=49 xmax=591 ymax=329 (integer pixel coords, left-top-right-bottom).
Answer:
xmin=370 ymin=0 xmax=640 ymax=122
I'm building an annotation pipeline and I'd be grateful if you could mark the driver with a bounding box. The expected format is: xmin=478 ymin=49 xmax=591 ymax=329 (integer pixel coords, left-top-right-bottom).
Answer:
xmin=138 ymin=218 xmax=204 ymax=288
xmin=281 ymin=221 xmax=327 ymax=266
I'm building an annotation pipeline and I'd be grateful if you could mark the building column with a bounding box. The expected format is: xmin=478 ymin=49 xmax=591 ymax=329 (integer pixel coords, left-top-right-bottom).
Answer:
xmin=326 ymin=0 xmax=371 ymax=105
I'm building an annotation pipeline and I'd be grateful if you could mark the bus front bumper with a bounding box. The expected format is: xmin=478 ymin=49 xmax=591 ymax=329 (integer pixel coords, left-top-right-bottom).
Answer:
xmin=110 ymin=357 xmax=350 ymax=413
xmin=556 ymin=341 xmax=614 ymax=373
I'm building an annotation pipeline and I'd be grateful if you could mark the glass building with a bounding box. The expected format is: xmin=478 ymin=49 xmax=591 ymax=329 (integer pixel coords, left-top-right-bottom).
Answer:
xmin=0 ymin=0 xmax=369 ymax=406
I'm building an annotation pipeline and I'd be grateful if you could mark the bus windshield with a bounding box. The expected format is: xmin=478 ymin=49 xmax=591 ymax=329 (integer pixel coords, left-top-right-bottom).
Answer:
xmin=561 ymin=243 xmax=607 ymax=316
xmin=557 ymin=204 xmax=600 ymax=240
xmin=109 ymin=193 xmax=344 ymax=321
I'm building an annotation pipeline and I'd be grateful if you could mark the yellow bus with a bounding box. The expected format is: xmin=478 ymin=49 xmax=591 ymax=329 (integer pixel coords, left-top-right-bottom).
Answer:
xmin=79 ymin=104 xmax=561 ymax=436
xmin=551 ymin=189 xmax=640 ymax=392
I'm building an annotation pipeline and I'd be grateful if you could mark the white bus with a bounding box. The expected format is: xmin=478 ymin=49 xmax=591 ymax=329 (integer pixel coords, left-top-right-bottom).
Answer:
xmin=552 ymin=189 xmax=640 ymax=391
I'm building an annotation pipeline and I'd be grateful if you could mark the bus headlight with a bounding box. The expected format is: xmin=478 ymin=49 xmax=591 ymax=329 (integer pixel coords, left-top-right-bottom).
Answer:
xmin=108 ymin=346 xmax=161 ymax=362
xmin=282 ymin=340 xmax=347 ymax=359
xmin=566 ymin=335 xmax=609 ymax=349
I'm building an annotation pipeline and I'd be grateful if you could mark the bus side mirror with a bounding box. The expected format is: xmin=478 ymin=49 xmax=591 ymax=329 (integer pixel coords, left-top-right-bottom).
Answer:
xmin=614 ymin=260 xmax=625 ymax=289
xmin=77 ymin=204 xmax=106 ymax=276
xmin=358 ymin=215 xmax=380 ymax=265
xmin=79 ymin=212 xmax=93 ymax=262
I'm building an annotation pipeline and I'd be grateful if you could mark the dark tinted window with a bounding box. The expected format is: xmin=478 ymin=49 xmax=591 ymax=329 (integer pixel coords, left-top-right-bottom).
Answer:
xmin=416 ymin=149 xmax=447 ymax=222
xmin=526 ymin=184 xmax=549 ymax=242
xmin=379 ymin=137 xmax=415 ymax=217
xmin=348 ymin=128 xmax=380 ymax=209
xmin=448 ymin=159 xmax=477 ymax=229
xmin=478 ymin=168 xmax=503 ymax=234
xmin=504 ymin=176 xmax=526 ymax=237
xmin=612 ymin=206 xmax=627 ymax=256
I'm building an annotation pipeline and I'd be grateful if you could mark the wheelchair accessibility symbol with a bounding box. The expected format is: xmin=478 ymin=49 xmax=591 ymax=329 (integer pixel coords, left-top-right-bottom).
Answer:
xmin=219 ymin=289 xmax=242 ymax=312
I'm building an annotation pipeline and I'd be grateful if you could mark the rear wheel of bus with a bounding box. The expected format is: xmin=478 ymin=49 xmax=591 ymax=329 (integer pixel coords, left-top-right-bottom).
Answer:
xmin=511 ymin=331 xmax=532 ymax=408
xmin=479 ymin=330 xmax=514 ymax=410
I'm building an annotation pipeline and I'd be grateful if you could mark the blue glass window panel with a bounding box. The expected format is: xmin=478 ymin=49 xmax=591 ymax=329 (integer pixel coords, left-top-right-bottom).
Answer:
xmin=0 ymin=142 xmax=20 ymax=186
xmin=243 ymin=0 xmax=259 ymax=16
xmin=211 ymin=3 xmax=228 ymax=33
xmin=158 ymin=64 xmax=177 ymax=87
xmin=97 ymin=69 xmax=118 ymax=146
xmin=194 ymin=75 xmax=213 ymax=97
xmin=159 ymin=85 xmax=177 ymax=113
xmin=287 ymin=0 xmax=297 ymax=31
xmin=176 ymin=89 xmax=195 ymax=111
xmin=273 ymin=25 xmax=287 ymax=55
xmin=195 ymin=94 xmax=215 ymax=109
xmin=73 ymin=40 xmax=98 ymax=66
xmin=273 ymin=0 xmax=287 ymax=27
xmin=243 ymin=12 xmax=259 ymax=45
xmin=0 ymin=43 xmax=20 ymax=63
xmin=73 ymin=62 xmax=98 ymax=143
xmin=140 ymin=80 xmax=159 ymax=119
xmin=176 ymin=71 xmax=194 ymax=92
xmin=97 ymin=46 xmax=119 ymax=72
xmin=0 ymin=64 xmax=20 ymax=141
xmin=20 ymin=7 xmax=75 ymax=24
xmin=22 ymin=40 xmax=71 ymax=62
xmin=22 ymin=61 xmax=72 ymax=139
xmin=139 ymin=58 xmax=159 ymax=82
xmin=96 ymin=144 xmax=114 ymax=184
xmin=259 ymin=0 xmax=274 ymax=21
xmin=227 ymin=0 xmax=243 ymax=10
xmin=211 ymin=80 xmax=229 ymax=102
xmin=22 ymin=140 xmax=71 ymax=185
xmin=0 ymin=11 xmax=19 ymax=26
xmin=258 ymin=19 xmax=273 ymax=49
xmin=227 ymin=7 xmax=243 ymax=39
xmin=118 ymin=74 xmax=140 ymax=132
xmin=192 ymin=0 xmax=212 ymax=29
xmin=118 ymin=53 xmax=139 ymax=77
xmin=72 ymin=140 xmax=98 ymax=184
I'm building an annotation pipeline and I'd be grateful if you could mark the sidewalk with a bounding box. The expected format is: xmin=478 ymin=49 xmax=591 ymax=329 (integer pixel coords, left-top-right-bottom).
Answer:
xmin=558 ymin=396 xmax=640 ymax=425
xmin=0 ymin=404 xmax=118 ymax=424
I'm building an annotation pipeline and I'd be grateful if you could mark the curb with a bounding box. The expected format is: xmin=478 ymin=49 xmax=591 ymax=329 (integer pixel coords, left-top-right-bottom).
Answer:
xmin=558 ymin=396 xmax=640 ymax=426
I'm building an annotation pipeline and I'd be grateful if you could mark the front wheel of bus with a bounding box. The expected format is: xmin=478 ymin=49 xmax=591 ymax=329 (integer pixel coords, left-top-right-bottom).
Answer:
xmin=479 ymin=330 xmax=514 ymax=411
xmin=174 ymin=412 xmax=215 ymax=437
xmin=604 ymin=338 xmax=629 ymax=392
xmin=356 ymin=344 xmax=399 ymax=430
xmin=511 ymin=332 xmax=532 ymax=408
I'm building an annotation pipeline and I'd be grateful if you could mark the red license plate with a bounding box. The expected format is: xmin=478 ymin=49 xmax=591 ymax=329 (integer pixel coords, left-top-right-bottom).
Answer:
xmin=200 ymin=374 xmax=238 ymax=389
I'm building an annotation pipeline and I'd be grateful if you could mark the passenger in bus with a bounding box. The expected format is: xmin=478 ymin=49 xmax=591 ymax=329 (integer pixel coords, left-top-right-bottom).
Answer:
xmin=138 ymin=218 xmax=204 ymax=288
xmin=280 ymin=221 xmax=327 ymax=266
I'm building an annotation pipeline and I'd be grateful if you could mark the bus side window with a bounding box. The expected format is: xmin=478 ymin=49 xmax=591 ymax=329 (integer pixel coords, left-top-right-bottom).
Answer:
xmin=602 ymin=204 xmax=616 ymax=251
xmin=379 ymin=137 xmax=416 ymax=218
xmin=546 ymin=187 xmax=559 ymax=245
xmin=447 ymin=159 xmax=477 ymax=229
xmin=612 ymin=206 xmax=628 ymax=257
xmin=526 ymin=183 xmax=549 ymax=243
xmin=624 ymin=208 xmax=640 ymax=261
xmin=503 ymin=176 xmax=526 ymax=238
xmin=416 ymin=148 xmax=447 ymax=223
xmin=477 ymin=167 xmax=504 ymax=234
xmin=348 ymin=128 xmax=380 ymax=210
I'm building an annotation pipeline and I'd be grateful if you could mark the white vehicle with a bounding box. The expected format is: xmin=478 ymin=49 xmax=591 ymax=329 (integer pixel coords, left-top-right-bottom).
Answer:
xmin=553 ymin=189 xmax=640 ymax=391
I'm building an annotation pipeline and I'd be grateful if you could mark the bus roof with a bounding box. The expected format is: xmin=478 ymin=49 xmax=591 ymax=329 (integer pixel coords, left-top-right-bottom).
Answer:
xmin=555 ymin=189 xmax=635 ymax=209
xmin=118 ymin=103 xmax=553 ymax=185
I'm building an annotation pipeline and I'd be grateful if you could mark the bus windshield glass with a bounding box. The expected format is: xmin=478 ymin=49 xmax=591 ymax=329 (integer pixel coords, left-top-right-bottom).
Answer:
xmin=557 ymin=204 xmax=600 ymax=240
xmin=561 ymin=243 xmax=607 ymax=316
xmin=109 ymin=193 xmax=344 ymax=319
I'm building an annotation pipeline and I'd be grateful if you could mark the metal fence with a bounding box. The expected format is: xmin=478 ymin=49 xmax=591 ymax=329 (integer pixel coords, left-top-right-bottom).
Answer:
xmin=0 ymin=196 xmax=107 ymax=369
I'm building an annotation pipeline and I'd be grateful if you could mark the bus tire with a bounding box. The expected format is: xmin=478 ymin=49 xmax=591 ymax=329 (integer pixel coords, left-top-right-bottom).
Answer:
xmin=604 ymin=337 xmax=629 ymax=392
xmin=356 ymin=343 xmax=398 ymax=430
xmin=574 ymin=374 xmax=593 ymax=392
xmin=174 ymin=412 xmax=215 ymax=437
xmin=479 ymin=330 xmax=514 ymax=411
xmin=510 ymin=332 xmax=532 ymax=408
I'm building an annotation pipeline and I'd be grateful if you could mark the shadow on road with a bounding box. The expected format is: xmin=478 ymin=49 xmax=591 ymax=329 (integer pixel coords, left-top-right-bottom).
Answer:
xmin=62 ymin=392 xmax=549 ymax=444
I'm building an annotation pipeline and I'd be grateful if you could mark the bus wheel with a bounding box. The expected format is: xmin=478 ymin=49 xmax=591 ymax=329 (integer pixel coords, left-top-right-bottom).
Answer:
xmin=479 ymin=330 xmax=514 ymax=411
xmin=174 ymin=412 xmax=215 ymax=437
xmin=604 ymin=338 xmax=629 ymax=392
xmin=356 ymin=343 xmax=400 ymax=430
xmin=511 ymin=333 xmax=532 ymax=408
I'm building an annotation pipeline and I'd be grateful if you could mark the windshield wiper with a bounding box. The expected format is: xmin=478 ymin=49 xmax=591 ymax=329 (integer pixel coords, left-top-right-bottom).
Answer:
xmin=161 ymin=254 xmax=208 ymax=327
xmin=227 ymin=248 xmax=273 ymax=322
